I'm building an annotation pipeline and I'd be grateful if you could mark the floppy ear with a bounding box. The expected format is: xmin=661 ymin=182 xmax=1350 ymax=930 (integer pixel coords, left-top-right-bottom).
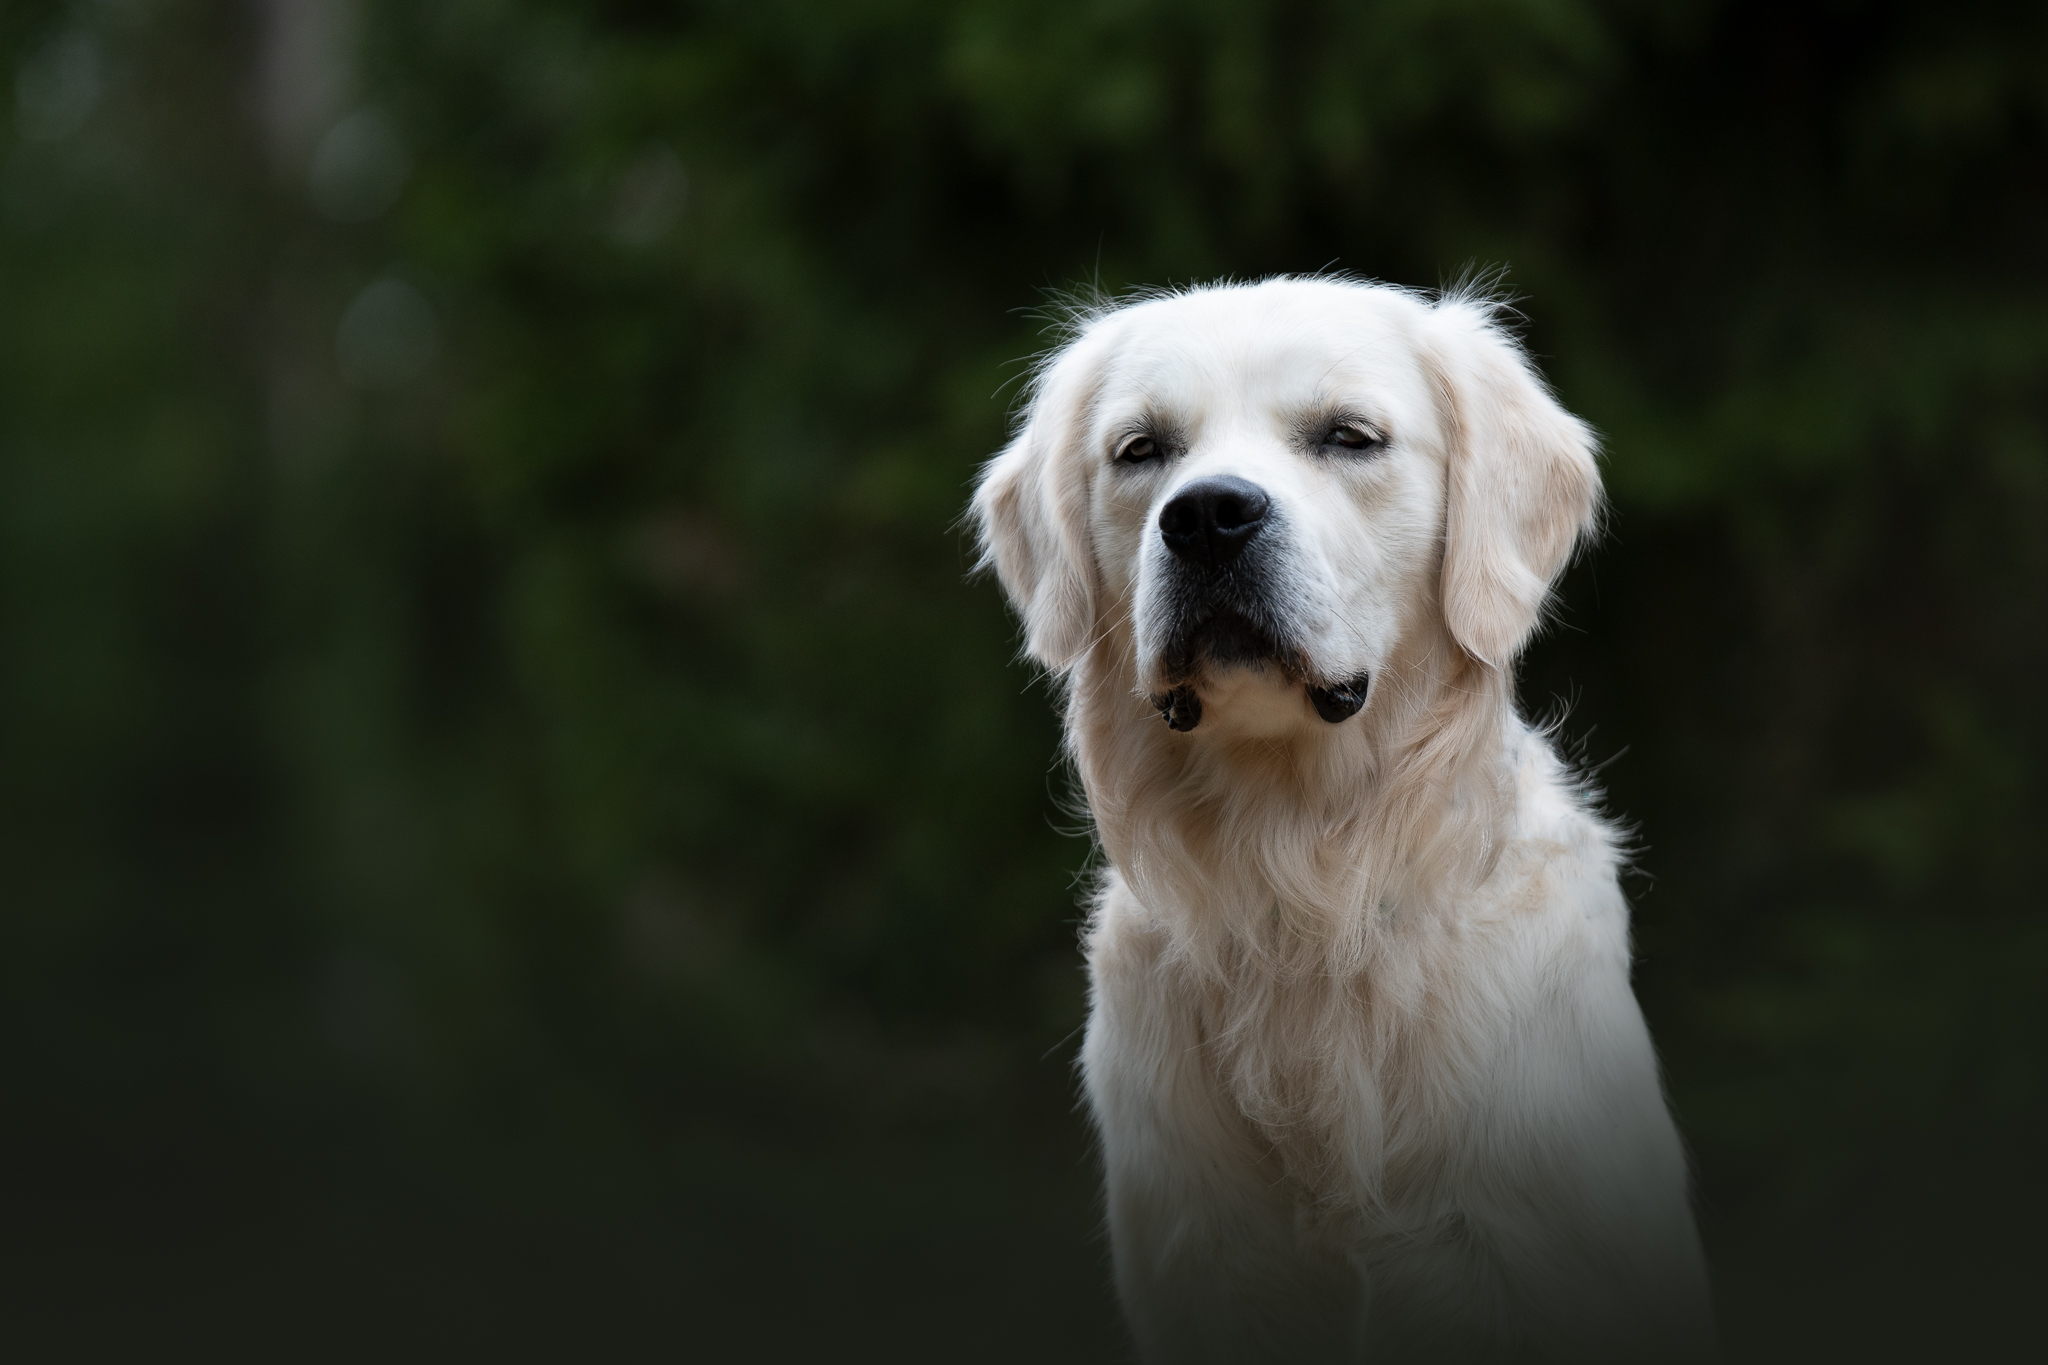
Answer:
xmin=968 ymin=329 xmax=1109 ymax=671
xmin=1427 ymin=300 xmax=1603 ymax=669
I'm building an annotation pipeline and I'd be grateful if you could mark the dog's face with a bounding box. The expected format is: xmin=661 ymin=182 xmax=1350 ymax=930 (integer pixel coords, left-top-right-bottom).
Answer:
xmin=974 ymin=279 xmax=1599 ymax=741
xmin=1091 ymin=289 xmax=1449 ymax=737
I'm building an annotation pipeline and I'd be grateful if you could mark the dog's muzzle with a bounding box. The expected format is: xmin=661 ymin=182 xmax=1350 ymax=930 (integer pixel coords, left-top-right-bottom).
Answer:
xmin=1148 ymin=477 xmax=1371 ymax=731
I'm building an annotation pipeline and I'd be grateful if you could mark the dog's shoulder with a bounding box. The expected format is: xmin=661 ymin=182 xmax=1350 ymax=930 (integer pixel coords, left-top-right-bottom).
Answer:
xmin=1477 ymin=722 xmax=1632 ymax=954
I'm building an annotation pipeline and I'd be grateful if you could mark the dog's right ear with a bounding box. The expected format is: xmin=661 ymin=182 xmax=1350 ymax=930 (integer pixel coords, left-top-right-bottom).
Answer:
xmin=968 ymin=329 xmax=1110 ymax=672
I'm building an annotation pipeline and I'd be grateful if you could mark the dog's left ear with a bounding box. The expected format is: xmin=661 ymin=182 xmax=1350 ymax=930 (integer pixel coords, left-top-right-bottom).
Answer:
xmin=1426 ymin=300 xmax=1603 ymax=670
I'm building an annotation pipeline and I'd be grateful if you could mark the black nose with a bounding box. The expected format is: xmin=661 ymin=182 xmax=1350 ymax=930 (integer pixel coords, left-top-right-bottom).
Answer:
xmin=1159 ymin=476 xmax=1271 ymax=567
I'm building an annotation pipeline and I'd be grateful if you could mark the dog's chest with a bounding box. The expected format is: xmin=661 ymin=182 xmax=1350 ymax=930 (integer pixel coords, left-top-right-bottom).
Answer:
xmin=1186 ymin=962 xmax=1465 ymax=1218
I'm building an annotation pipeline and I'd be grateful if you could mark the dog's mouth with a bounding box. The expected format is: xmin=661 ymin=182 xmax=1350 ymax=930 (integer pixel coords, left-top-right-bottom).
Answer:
xmin=1148 ymin=611 xmax=1371 ymax=733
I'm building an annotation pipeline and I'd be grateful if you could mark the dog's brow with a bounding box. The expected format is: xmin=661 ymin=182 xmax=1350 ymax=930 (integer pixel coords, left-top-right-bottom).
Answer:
xmin=1312 ymin=340 xmax=1377 ymax=392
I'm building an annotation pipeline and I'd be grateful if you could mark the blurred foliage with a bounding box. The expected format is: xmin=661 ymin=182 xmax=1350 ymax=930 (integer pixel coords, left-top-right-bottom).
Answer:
xmin=0 ymin=0 xmax=2044 ymax=1356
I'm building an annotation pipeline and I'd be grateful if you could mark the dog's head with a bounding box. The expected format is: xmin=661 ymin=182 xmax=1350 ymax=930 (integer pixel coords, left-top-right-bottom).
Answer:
xmin=972 ymin=278 xmax=1599 ymax=740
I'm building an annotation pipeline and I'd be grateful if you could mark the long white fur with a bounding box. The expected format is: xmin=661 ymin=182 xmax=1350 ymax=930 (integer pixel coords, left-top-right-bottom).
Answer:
xmin=971 ymin=278 xmax=1714 ymax=1362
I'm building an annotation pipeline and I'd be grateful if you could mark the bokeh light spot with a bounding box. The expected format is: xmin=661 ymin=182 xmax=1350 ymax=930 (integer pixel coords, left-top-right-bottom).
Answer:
xmin=308 ymin=106 xmax=410 ymax=222
xmin=336 ymin=275 xmax=439 ymax=389
xmin=14 ymin=31 xmax=101 ymax=142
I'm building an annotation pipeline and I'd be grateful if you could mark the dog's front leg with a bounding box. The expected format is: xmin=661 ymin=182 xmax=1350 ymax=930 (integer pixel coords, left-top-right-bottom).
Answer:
xmin=1082 ymin=901 xmax=1363 ymax=1363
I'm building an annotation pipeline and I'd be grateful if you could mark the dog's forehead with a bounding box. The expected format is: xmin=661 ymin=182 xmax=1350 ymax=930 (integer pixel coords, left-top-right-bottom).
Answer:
xmin=1098 ymin=284 xmax=1426 ymax=417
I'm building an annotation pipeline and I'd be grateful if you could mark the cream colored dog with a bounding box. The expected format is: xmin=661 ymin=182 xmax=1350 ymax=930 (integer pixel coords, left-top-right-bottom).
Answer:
xmin=971 ymin=278 xmax=1713 ymax=1362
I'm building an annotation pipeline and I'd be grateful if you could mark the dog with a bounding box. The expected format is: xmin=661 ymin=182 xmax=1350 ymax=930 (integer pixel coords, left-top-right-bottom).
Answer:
xmin=970 ymin=277 xmax=1714 ymax=1362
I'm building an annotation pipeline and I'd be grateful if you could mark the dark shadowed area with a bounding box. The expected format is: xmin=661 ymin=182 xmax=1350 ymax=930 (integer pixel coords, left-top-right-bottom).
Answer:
xmin=1 ymin=1 xmax=2043 ymax=1360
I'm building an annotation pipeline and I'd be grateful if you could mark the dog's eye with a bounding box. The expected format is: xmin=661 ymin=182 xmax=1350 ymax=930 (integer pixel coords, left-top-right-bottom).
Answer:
xmin=1324 ymin=423 xmax=1385 ymax=453
xmin=1115 ymin=435 xmax=1162 ymax=465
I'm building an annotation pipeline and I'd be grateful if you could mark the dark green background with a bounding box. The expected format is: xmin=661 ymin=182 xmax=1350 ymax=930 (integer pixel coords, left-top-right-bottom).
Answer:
xmin=2 ymin=1 xmax=2042 ymax=1359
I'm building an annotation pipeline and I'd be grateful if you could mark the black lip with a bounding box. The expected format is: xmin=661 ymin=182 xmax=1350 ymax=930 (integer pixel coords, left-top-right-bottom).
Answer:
xmin=1151 ymin=686 xmax=1202 ymax=731
xmin=1306 ymin=674 xmax=1372 ymax=724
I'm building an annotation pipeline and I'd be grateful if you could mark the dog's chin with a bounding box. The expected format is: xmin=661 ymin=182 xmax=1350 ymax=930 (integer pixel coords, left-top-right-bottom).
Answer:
xmin=1146 ymin=614 xmax=1371 ymax=737
xmin=1183 ymin=663 xmax=1311 ymax=739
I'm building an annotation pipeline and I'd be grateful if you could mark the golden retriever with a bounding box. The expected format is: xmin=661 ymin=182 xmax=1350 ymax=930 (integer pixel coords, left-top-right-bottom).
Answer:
xmin=971 ymin=277 xmax=1713 ymax=1362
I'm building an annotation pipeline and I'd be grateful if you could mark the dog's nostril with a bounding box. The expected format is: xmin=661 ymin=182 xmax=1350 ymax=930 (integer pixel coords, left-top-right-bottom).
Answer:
xmin=1160 ymin=476 xmax=1271 ymax=566
xmin=1211 ymin=490 xmax=1267 ymax=530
